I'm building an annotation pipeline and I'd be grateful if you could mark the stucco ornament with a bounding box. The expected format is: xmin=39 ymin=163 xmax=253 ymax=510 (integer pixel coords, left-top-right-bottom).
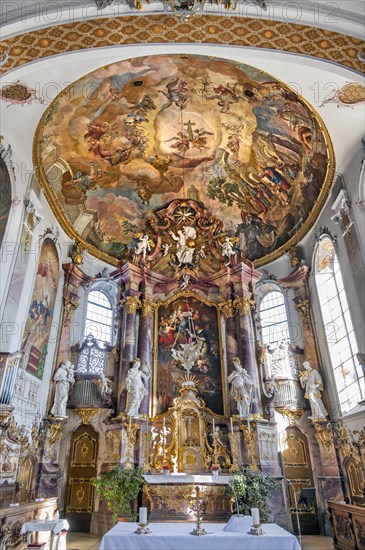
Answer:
xmin=227 ymin=357 xmax=254 ymax=418
xmin=50 ymin=360 xmax=75 ymax=417
xmin=299 ymin=361 xmax=328 ymax=421
xmin=125 ymin=358 xmax=150 ymax=416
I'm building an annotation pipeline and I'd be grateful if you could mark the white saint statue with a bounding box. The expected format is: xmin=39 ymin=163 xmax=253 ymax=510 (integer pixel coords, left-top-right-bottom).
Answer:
xmin=134 ymin=234 xmax=151 ymax=261
xmin=169 ymin=226 xmax=196 ymax=266
xmin=221 ymin=237 xmax=237 ymax=266
xmin=50 ymin=360 xmax=75 ymax=418
xmin=227 ymin=357 xmax=254 ymax=418
xmin=299 ymin=361 xmax=328 ymax=420
xmin=125 ymin=358 xmax=150 ymax=417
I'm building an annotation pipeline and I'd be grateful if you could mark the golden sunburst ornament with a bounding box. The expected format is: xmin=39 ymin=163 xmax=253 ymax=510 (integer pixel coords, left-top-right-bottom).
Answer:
xmin=173 ymin=206 xmax=196 ymax=225
xmin=178 ymin=373 xmax=200 ymax=389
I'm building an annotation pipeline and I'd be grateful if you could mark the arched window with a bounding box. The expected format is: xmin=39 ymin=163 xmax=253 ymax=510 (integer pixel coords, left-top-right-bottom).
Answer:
xmin=259 ymin=290 xmax=289 ymax=346
xmin=83 ymin=290 xmax=113 ymax=345
xmin=315 ymin=236 xmax=363 ymax=413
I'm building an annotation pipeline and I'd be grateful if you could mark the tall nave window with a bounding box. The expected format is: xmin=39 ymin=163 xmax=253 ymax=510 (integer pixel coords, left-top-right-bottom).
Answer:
xmin=259 ymin=289 xmax=289 ymax=346
xmin=315 ymin=236 xmax=363 ymax=413
xmin=83 ymin=290 xmax=113 ymax=345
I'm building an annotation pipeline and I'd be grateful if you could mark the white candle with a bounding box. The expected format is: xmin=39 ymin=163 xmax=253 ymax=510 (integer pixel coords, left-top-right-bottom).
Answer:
xmin=212 ymin=418 xmax=215 ymax=432
xmin=230 ymin=417 xmax=234 ymax=435
xmin=251 ymin=508 xmax=260 ymax=526
xmin=139 ymin=507 xmax=147 ymax=524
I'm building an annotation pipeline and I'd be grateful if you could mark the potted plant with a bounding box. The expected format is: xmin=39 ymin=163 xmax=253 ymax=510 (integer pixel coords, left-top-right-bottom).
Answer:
xmin=227 ymin=467 xmax=276 ymax=521
xmin=93 ymin=466 xmax=145 ymax=522
xmin=162 ymin=465 xmax=170 ymax=476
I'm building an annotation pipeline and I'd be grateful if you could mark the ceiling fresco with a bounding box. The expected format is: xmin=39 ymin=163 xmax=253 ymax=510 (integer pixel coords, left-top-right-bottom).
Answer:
xmin=34 ymin=54 xmax=334 ymax=266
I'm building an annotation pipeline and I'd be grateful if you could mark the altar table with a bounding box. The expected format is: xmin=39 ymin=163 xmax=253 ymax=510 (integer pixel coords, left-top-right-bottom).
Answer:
xmin=21 ymin=519 xmax=69 ymax=550
xmin=99 ymin=521 xmax=301 ymax=550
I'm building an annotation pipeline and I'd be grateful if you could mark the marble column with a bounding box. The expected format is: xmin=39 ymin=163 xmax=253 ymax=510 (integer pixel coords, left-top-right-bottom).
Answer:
xmin=279 ymin=266 xmax=320 ymax=370
xmin=219 ymin=299 xmax=238 ymax=415
xmin=234 ymin=293 xmax=262 ymax=416
xmin=119 ymin=294 xmax=142 ymax=413
xmin=138 ymin=299 xmax=154 ymax=415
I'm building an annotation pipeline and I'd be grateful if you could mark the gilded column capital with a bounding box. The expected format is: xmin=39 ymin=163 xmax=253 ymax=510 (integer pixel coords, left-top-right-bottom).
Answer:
xmin=121 ymin=295 xmax=142 ymax=315
xmin=141 ymin=299 xmax=155 ymax=317
xmin=233 ymin=296 xmax=255 ymax=316
xmin=294 ymin=299 xmax=311 ymax=321
xmin=218 ymin=299 xmax=235 ymax=318
xmin=63 ymin=295 xmax=79 ymax=322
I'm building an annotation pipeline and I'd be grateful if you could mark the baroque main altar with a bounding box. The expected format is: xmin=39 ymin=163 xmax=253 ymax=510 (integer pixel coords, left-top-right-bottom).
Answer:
xmin=32 ymin=198 xmax=348 ymax=536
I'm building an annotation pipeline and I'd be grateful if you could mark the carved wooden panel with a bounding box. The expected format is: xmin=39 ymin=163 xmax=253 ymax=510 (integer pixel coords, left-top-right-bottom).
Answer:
xmin=65 ymin=424 xmax=98 ymax=524
xmin=281 ymin=426 xmax=317 ymax=533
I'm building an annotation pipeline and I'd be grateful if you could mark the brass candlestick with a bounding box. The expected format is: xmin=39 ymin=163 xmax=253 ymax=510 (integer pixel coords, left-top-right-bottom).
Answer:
xmin=190 ymin=486 xmax=207 ymax=536
xmin=228 ymin=432 xmax=239 ymax=472
xmin=212 ymin=429 xmax=220 ymax=470
xmin=135 ymin=522 xmax=151 ymax=535
xmin=248 ymin=524 xmax=264 ymax=535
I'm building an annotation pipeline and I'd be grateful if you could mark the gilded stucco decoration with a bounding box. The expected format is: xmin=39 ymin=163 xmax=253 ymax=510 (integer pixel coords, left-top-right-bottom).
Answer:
xmin=35 ymin=54 xmax=333 ymax=266
xmin=1 ymin=16 xmax=364 ymax=76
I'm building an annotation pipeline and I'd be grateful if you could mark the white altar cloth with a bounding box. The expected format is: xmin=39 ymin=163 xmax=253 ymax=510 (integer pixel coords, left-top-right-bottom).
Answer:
xmin=21 ymin=519 xmax=69 ymax=550
xmin=143 ymin=474 xmax=231 ymax=484
xmin=99 ymin=521 xmax=301 ymax=550
xmin=21 ymin=519 xmax=69 ymax=535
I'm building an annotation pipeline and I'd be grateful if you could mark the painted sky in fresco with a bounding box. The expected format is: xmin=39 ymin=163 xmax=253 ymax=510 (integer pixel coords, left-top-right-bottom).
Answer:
xmin=36 ymin=54 xmax=331 ymax=263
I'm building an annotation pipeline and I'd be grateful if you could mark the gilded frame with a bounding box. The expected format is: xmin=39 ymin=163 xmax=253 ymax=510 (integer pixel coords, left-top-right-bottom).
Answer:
xmin=152 ymin=290 xmax=228 ymax=419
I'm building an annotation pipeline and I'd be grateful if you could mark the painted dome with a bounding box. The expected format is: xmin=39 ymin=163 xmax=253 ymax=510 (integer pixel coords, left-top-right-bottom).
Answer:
xmin=34 ymin=53 xmax=334 ymax=266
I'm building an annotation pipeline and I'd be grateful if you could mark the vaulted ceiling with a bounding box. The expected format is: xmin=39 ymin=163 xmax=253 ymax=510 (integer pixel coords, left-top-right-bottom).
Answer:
xmin=1 ymin=0 xmax=364 ymax=266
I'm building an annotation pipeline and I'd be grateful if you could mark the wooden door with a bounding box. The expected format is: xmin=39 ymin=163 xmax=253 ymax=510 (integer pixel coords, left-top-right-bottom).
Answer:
xmin=65 ymin=424 xmax=98 ymax=532
xmin=281 ymin=426 xmax=319 ymax=535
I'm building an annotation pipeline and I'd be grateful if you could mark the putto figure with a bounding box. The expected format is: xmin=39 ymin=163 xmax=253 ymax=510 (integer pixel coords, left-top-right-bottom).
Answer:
xmin=50 ymin=360 xmax=75 ymax=418
xmin=125 ymin=358 xmax=151 ymax=416
xmin=299 ymin=361 xmax=328 ymax=421
xmin=227 ymin=357 xmax=254 ymax=418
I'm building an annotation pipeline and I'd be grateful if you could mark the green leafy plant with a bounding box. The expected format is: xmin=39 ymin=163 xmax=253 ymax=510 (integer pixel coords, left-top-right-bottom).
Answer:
xmin=93 ymin=466 xmax=145 ymax=522
xmin=227 ymin=467 xmax=276 ymax=522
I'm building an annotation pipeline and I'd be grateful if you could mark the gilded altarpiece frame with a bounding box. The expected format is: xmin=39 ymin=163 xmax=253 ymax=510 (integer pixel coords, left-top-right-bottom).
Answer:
xmin=153 ymin=292 xmax=227 ymax=418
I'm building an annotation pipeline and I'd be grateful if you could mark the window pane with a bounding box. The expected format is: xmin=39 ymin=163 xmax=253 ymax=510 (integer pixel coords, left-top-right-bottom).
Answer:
xmin=315 ymin=237 xmax=361 ymax=413
xmin=84 ymin=290 xmax=113 ymax=344
xmin=260 ymin=291 xmax=289 ymax=346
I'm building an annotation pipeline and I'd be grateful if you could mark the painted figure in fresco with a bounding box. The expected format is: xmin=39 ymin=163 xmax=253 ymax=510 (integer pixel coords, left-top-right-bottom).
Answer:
xmin=221 ymin=237 xmax=237 ymax=266
xmin=159 ymin=77 xmax=188 ymax=110
xmin=299 ymin=361 xmax=328 ymax=420
xmin=61 ymin=168 xmax=101 ymax=205
xmin=50 ymin=360 xmax=75 ymax=417
xmin=125 ymin=358 xmax=150 ymax=417
xmin=260 ymin=167 xmax=291 ymax=194
xmin=169 ymin=226 xmax=196 ymax=266
xmin=227 ymin=357 xmax=254 ymax=418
